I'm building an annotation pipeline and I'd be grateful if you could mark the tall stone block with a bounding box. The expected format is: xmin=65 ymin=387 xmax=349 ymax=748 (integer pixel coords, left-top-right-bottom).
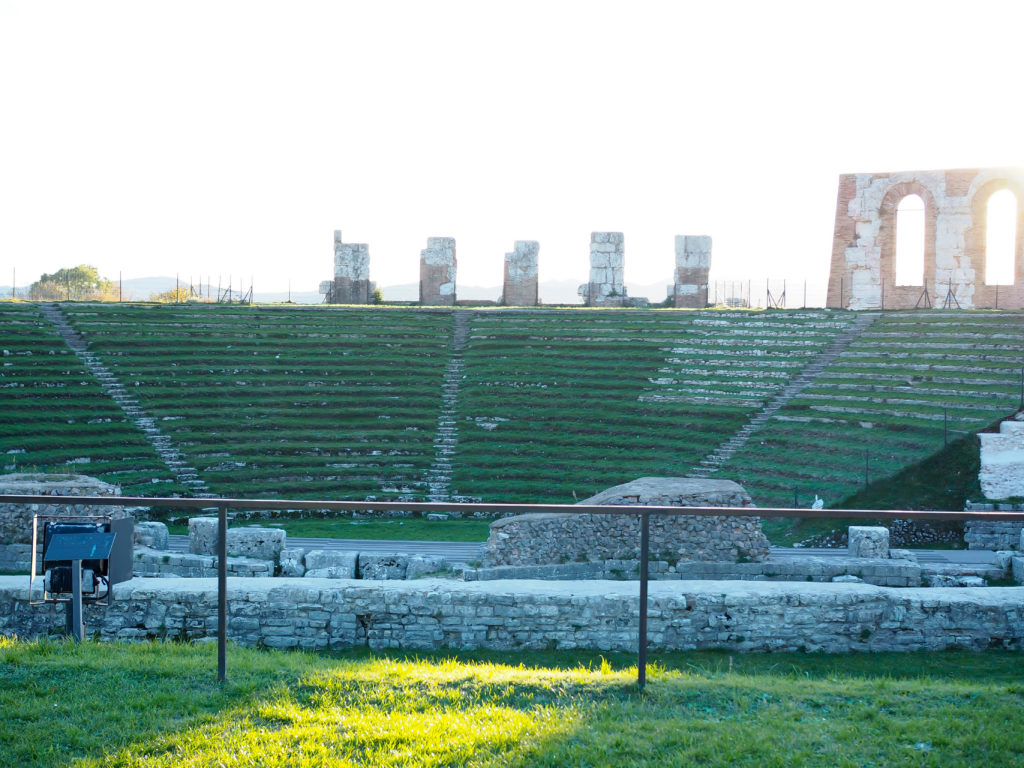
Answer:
xmin=673 ymin=235 xmax=712 ymax=308
xmin=579 ymin=232 xmax=627 ymax=306
xmin=501 ymin=241 xmax=539 ymax=305
xmin=420 ymin=237 xmax=457 ymax=306
xmin=979 ymin=418 xmax=1024 ymax=499
xmin=320 ymin=230 xmax=371 ymax=304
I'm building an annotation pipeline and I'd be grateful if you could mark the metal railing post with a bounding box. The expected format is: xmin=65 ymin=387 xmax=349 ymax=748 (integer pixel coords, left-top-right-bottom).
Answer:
xmin=217 ymin=503 xmax=227 ymax=683
xmin=637 ymin=511 xmax=650 ymax=689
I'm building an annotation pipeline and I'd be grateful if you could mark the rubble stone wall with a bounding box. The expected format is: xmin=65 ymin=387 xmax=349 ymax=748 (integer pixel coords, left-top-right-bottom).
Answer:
xmin=485 ymin=478 xmax=771 ymax=566
xmin=826 ymin=167 xmax=1024 ymax=310
xmin=3 ymin=576 xmax=1024 ymax=653
xmin=0 ymin=474 xmax=124 ymax=545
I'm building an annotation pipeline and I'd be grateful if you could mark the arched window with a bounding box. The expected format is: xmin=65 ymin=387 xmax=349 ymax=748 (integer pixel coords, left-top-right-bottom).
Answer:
xmin=894 ymin=194 xmax=925 ymax=286
xmin=986 ymin=189 xmax=1017 ymax=285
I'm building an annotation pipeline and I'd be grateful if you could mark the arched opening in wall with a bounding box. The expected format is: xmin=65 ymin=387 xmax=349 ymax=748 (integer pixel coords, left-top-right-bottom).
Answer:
xmin=986 ymin=189 xmax=1017 ymax=285
xmin=894 ymin=194 xmax=925 ymax=286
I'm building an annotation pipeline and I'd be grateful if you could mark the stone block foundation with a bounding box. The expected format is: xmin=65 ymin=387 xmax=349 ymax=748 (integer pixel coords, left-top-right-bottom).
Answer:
xmin=3 ymin=576 xmax=1024 ymax=653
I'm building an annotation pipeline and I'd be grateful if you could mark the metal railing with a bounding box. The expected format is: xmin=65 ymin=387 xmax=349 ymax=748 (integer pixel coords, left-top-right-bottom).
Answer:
xmin=4 ymin=493 xmax=1024 ymax=687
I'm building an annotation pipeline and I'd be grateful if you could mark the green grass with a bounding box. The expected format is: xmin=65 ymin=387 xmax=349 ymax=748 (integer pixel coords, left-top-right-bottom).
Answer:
xmin=165 ymin=517 xmax=492 ymax=542
xmin=2 ymin=638 xmax=1023 ymax=767
xmin=760 ymin=430 xmax=985 ymax=546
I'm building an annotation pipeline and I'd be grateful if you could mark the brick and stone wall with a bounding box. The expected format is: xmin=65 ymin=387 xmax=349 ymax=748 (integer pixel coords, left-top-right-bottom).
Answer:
xmin=3 ymin=575 xmax=1024 ymax=653
xmin=672 ymin=235 xmax=712 ymax=308
xmin=579 ymin=232 xmax=627 ymax=306
xmin=826 ymin=167 xmax=1024 ymax=310
xmin=501 ymin=241 xmax=539 ymax=306
xmin=420 ymin=237 xmax=457 ymax=306
xmin=484 ymin=478 xmax=771 ymax=566
xmin=0 ymin=473 xmax=124 ymax=545
xmin=326 ymin=230 xmax=372 ymax=304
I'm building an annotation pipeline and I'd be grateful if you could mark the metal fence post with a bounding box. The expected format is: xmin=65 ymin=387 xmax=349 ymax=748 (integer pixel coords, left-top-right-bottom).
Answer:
xmin=637 ymin=511 xmax=650 ymax=689
xmin=218 ymin=503 xmax=227 ymax=683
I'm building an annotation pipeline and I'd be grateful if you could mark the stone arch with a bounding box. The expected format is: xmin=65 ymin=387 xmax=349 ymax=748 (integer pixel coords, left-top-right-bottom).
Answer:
xmin=877 ymin=180 xmax=938 ymax=308
xmin=966 ymin=178 xmax=1024 ymax=307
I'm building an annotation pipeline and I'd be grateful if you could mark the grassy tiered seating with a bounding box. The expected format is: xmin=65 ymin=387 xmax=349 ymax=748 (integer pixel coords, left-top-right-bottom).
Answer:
xmin=0 ymin=303 xmax=182 ymax=495
xmin=722 ymin=311 xmax=1024 ymax=508
xmin=62 ymin=304 xmax=451 ymax=500
xmin=451 ymin=309 xmax=856 ymax=503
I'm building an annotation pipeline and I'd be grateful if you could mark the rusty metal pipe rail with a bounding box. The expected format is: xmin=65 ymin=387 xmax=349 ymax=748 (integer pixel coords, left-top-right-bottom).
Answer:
xmin=6 ymin=494 xmax=1024 ymax=687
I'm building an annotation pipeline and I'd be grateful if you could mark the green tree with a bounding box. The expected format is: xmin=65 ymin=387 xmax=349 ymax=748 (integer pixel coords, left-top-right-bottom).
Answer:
xmin=29 ymin=265 xmax=117 ymax=301
xmin=149 ymin=286 xmax=193 ymax=303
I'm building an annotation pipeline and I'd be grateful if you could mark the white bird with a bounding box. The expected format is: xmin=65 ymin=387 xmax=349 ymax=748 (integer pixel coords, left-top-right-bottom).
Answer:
xmin=811 ymin=495 xmax=824 ymax=510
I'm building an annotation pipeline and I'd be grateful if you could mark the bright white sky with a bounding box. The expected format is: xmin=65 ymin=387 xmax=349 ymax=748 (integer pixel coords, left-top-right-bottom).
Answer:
xmin=3 ymin=0 xmax=1023 ymax=302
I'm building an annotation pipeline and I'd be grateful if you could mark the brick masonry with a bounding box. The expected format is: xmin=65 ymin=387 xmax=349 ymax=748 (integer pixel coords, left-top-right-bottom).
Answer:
xmin=672 ymin=235 xmax=712 ymax=308
xmin=826 ymin=167 xmax=1024 ymax=310
xmin=320 ymin=230 xmax=372 ymax=304
xmin=420 ymin=237 xmax=457 ymax=306
xmin=501 ymin=241 xmax=539 ymax=306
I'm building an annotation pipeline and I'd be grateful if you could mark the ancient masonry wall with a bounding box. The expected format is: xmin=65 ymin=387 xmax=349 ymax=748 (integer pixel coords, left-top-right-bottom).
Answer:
xmin=3 ymin=576 xmax=1024 ymax=653
xmin=420 ymin=237 xmax=457 ymax=306
xmin=580 ymin=232 xmax=626 ymax=306
xmin=485 ymin=478 xmax=771 ymax=567
xmin=331 ymin=231 xmax=371 ymax=304
xmin=826 ymin=167 xmax=1024 ymax=309
xmin=672 ymin=235 xmax=712 ymax=308
xmin=501 ymin=241 xmax=539 ymax=306
xmin=0 ymin=474 xmax=124 ymax=545
xmin=979 ymin=417 xmax=1024 ymax=500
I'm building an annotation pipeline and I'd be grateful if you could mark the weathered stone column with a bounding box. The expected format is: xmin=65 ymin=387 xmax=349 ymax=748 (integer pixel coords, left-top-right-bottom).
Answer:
xmin=332 ymin=231 xmax=371 ymax=304
xmin=420 ymin=237 xmax=457 ymax=306
xmin=579 ymin=232 xmax=626 ymax=306
xmin=501 ymin=240 xmax=539 ymax=306
xmin=672 ymin=235 xmax=712 ymax=308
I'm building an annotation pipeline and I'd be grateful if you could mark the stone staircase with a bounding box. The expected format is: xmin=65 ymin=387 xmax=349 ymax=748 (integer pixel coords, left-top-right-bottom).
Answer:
xmin=38 ymin=303 xmax=214 ymax=497
xmin=689 ymin=312 xmax=880 ymax=478
xmin=424 ymin=310 xmax=470 ymax=502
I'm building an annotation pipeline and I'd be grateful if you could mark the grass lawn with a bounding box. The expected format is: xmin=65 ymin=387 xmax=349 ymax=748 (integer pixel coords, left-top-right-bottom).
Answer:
xmin=165 ymin=517 xmax=493 ymax=542
xmin=2 ymin=638 xmax=1022 ymax=767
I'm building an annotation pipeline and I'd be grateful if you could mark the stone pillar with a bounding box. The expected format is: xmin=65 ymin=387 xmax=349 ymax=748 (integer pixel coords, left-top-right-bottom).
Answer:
xmin=501 ymin=241 xmax=539 ymax=306
xmin=848 ymin=526 xmax=889 ymax=558
xmin=327 ymin=230 xmax=371 ymax=304
xmin=672 ymin=235 xmax=711 ymax=308
xmin=420 ymin=237 xmax=457 ymax=306
xmin=579 ymin=232 xmax=625 ymax=306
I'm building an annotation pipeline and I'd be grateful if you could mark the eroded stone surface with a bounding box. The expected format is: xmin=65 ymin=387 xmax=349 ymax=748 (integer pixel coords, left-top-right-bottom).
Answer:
xmin=979 ymin=417 xmax=1024 ymax=500
xmin=848 ymin=526 xmax=890 ymax=559
xmin=502 ymin=241 xmax=539 ymax=306
xmin=485 ymin=477 xmax=771 ymax=566
xmin=0 ymin=473 xmax=124 ymax=545
xmin=4 ymin=576 xmax=1024 ymax=653
xmin=672 ymin=235 xmax=712 ymax=308
xmin=133 ymin=521 xmax=169 ymax=551
xmin=320 ymin=230 xmax=372 ymax=304
xmin=305 ymin=550 xmax=357 ymax=579
xmin=420 ymin=237 xmax=457 ymax=305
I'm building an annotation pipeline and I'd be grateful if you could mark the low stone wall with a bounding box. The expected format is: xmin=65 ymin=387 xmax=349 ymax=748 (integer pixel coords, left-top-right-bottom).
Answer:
xmin=467 ymin=556 xmax=1006 ymax=588
xmin=0 ymin=473 xmax=124 ymax=544
xmin=964 ymin=503 xmax=1024 ymax=550
xmin=485 ymin=478 xmax=771 ymax=566
xmin=2 ymin=576 xmax=1023 ymax=653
